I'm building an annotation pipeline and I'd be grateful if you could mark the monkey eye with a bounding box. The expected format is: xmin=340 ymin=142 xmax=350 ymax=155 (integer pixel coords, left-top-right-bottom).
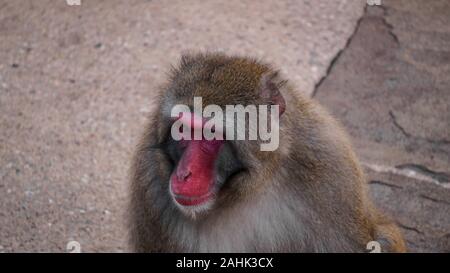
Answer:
xmin=157 ymin=137 xmax=188 ymax=167
xmin=199 ymin=139 xmax=224 ymax=154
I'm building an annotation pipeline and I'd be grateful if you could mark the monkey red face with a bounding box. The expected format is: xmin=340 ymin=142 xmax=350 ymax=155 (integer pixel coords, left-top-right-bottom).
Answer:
xmin=168 ymin=112 xmax=229 ymax=207
xmin=170 ymin=139 xmax=224 ymax=206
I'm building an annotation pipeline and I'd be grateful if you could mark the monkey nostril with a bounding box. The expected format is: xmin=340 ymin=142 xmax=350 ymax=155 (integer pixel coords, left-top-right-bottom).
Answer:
xmin=177 ymin=170 xmax=192 ymax=182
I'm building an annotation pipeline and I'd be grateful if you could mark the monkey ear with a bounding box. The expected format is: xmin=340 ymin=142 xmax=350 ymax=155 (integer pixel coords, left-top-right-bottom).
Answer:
xmin=258 ymin=72 xmax=286 ymax=115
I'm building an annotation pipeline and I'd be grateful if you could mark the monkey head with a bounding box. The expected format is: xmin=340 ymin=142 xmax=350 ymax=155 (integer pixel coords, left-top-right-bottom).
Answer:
xmin=151 ymin=53 xmax=288 ymax=218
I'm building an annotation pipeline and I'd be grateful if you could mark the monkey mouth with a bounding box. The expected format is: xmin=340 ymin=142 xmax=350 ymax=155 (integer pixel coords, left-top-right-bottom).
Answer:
xmin=171 ymin=192 xmax=213 ymax=206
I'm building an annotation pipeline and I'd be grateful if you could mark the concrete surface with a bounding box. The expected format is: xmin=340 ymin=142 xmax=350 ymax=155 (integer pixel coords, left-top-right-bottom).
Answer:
xmin=315 ymin=0 xmax=450 ymax=252
xmin=0 ymin=0 xmax=366 ymax=252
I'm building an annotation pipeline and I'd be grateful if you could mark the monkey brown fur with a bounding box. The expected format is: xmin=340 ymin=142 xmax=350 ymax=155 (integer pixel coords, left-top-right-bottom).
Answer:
xmin=129 ymin=52 xmax=406 ymax=252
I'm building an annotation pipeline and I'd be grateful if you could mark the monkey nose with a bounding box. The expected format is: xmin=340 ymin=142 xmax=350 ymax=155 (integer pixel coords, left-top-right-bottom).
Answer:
xmin=177 ymin=170 xmax=192 ymax=182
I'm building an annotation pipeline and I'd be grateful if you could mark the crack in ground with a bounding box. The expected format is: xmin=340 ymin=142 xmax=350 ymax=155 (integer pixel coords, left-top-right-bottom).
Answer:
xmin=419 ymin=194 xmax=450 ymax=206
xmin=362 ymin=162 xmax=450 ymax=189
xmin=396 ymin=164 xmax=450 ymax=184
xmin=389 ymin=110 xmax=411 ymax=137
xmin=378 ymin=4 xmax=400 ymax=45
xmin=311 ymin=6 xmax=367 ymax=97
xmin=390 ymin=110 xmax=450 ymax=145
xmin=369 ymin=180 xmax=403 ymax=189
xmin=398 ymin=223 xmax=424 ymax=235
xmin=312 ymin=5 xmax=401 ymax=98
xmin=311 ymin=3 xmax=449 ymax=146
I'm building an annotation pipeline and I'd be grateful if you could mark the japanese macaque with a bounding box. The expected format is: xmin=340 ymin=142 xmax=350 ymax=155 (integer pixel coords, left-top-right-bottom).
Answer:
xmin=129 ymin=53 xmax=406 ymax=252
